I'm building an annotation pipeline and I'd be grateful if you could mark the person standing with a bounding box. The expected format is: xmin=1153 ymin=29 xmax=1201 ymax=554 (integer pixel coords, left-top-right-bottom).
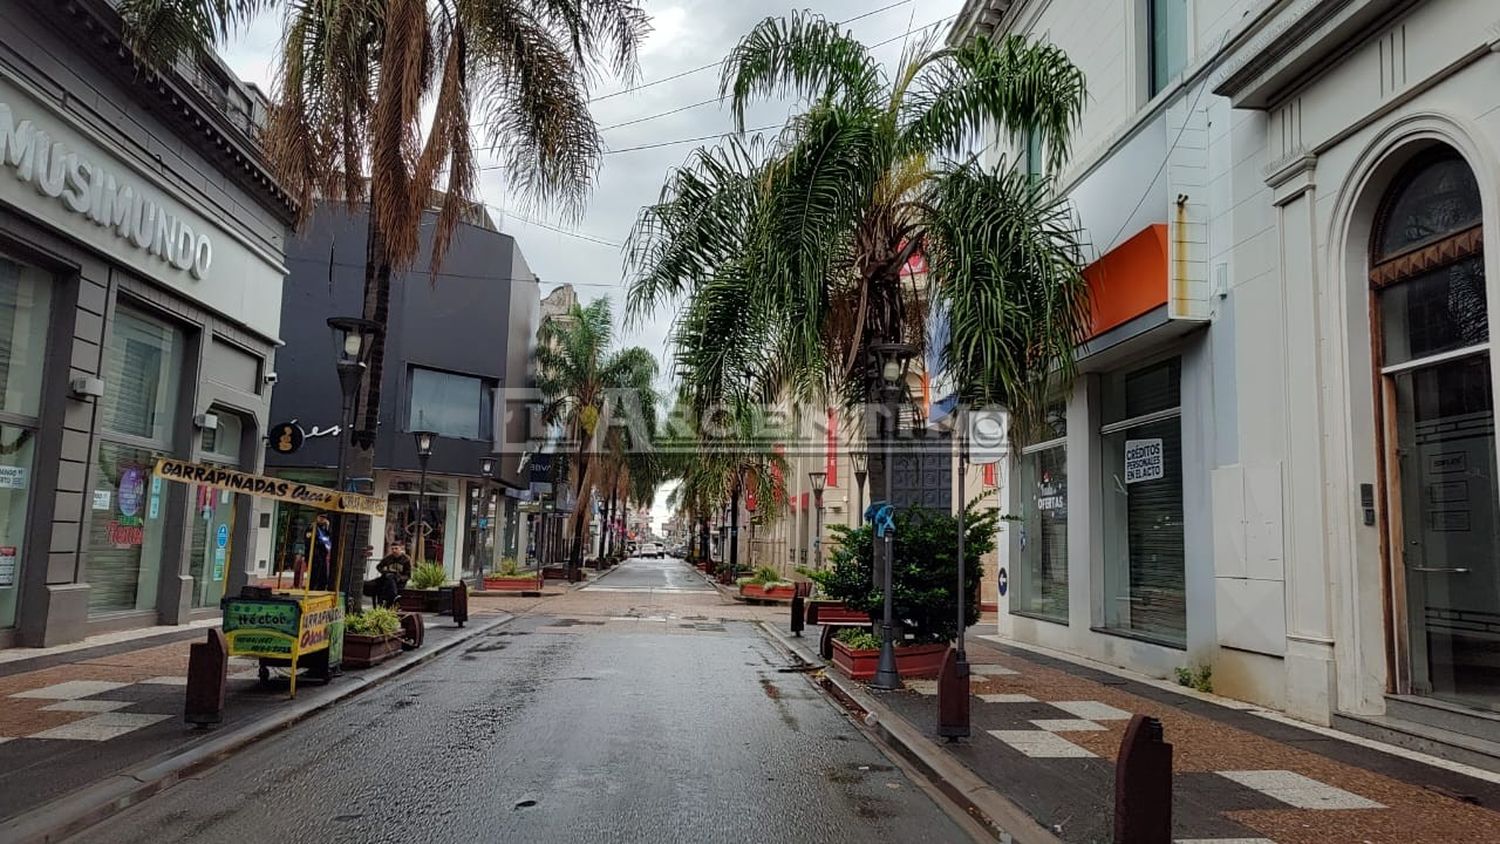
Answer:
xmin=308 ymin=514 xmax=334 ymax=591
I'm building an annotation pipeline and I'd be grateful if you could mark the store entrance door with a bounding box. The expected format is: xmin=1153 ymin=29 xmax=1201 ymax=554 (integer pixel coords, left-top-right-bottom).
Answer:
xmin=190 ymin=485 xmax=234 ymax=608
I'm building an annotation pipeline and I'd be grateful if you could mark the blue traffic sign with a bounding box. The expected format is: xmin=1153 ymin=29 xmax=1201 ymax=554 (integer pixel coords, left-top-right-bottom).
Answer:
xmin=215 ymin=523 xmax=229 ymax=549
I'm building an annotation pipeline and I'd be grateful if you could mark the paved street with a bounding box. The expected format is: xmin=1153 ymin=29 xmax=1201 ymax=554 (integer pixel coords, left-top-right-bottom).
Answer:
xmin=76 ymin=557 xmax=970 ymax=843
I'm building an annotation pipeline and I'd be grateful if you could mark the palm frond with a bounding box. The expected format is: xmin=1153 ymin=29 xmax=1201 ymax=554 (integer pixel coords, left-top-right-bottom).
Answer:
xmin=719 ymin=11 xmax=883 ymax=132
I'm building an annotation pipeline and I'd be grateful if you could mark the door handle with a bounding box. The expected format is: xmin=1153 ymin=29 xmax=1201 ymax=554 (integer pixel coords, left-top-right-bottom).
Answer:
xmin=1410 ymin=567 xmax=1471 ymax=573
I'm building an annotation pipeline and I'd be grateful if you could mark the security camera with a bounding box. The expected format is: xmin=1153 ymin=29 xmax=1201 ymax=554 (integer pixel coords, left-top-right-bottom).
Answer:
xmin=264 ymin=372 xmax=279 ymax=385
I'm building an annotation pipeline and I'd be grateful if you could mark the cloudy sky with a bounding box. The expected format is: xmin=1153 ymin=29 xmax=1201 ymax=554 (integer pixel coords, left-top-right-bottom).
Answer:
xmin=219 ymin=0 xmax=966 ymax=530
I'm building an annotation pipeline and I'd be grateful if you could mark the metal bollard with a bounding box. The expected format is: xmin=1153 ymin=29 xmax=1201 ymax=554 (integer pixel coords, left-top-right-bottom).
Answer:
xmin=1114 ymin=714 xmax=1173 ymax=844
xmin=790 ymin=594 xmax=805 ymax=636
xmin=184 ymin=628 xmax=228 ymax=728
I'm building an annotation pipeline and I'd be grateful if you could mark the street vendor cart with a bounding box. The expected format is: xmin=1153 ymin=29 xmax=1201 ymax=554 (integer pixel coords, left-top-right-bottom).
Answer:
xmin=153 ymin=457 xmax=389 ymax=697
xmin=222 ymin=588 xmax=343 ymax=696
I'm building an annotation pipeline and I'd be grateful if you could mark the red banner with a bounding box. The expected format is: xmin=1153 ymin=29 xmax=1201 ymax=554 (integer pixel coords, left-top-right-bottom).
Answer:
xmin=983 ymin=463 xmax=996 ymax=487
xmin=801 ymin=491 xmax=809 ymax=511
xmin=826 ymin=408 xmax=838 ymax=487
xmin=772 ymin=443 xmax=785 ymax=502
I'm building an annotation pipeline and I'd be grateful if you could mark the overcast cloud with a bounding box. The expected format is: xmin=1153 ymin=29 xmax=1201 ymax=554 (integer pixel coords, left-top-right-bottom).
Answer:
xmin=219 ymin=0 xmax=965 ymax=528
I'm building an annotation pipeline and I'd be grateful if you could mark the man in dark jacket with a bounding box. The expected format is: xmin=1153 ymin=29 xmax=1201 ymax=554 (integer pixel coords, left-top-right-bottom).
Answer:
xmin=365 ymin=542 xmax=412 ymax=607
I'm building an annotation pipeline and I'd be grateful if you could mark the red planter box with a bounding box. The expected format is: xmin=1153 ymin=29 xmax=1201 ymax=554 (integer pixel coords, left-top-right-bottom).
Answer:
xmin=830 ymin=639 xmax=948 ymax=681
xmin=739 ymin=583 xmax=796 ymax=601
xmin=808 ymin=600 xmax=868 ymax=625
xmin=342 ymin=633 xmax=402 ymax=669
xmin=483 ymin=573 xmax=542 ymax=594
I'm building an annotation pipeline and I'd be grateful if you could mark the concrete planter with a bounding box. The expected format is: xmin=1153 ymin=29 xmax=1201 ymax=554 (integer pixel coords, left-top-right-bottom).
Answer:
xmin=830 ymin=639 xmax=947 ymax=681
xmin=342 ymin=632 xmax=402 ymax=669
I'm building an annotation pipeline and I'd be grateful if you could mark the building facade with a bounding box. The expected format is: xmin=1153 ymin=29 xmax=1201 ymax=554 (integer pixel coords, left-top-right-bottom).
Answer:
xmin=262 ymin=202 xmax=538 ymax=585
xmin=955 ymin=0 xmax=1500 ymax=754
xmin=0 ymin=1 xmax=293 ymax=647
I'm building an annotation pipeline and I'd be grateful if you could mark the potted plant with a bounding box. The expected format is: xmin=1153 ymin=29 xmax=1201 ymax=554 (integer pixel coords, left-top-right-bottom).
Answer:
xmin=483 ymin=557 xmax=542 ymax=594
xmin=343 ymin=606 xmax=403 ymax=668
xmin=737 ymin=566 xmax=796 ymax=601
xmin=398 ymin=562 xmax=448 ymax=613
xmin=821 ymin=504 xmax=995 ymax=681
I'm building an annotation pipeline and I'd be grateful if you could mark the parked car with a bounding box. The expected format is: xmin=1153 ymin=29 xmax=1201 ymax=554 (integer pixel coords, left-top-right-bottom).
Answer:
xmin=640 ymin=542 xmax=664 ymax=557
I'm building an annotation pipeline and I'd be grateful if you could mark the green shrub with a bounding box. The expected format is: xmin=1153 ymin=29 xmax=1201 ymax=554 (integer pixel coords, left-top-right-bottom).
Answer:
xmin=835 ymin=628 xmax=882 ymax=650
xmin=820 ymin=503 xmax=996 ymax=645
xmin=495 ymin=557 xmax=523 ymax=577
xmin=409 ymin=562 xmax=447 ymax=590
xmin=346 ymin=606 xmax=401 ymax=637
xmin=1174 ymin=664 xmax=1213 ymax=693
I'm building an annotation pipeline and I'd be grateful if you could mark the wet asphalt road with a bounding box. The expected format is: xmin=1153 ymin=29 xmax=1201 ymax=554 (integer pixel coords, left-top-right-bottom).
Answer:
xmin=80 ymin=557 xmax=970 ymax=844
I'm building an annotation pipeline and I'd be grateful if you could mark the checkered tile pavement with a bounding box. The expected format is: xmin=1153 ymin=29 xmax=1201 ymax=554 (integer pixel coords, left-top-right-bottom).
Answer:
xmin=871 ymin=643 xmax=1500 ymax=844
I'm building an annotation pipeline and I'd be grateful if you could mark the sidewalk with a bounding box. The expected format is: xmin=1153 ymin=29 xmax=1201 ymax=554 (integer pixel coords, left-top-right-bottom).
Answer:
xmin=0 ymin=600 xmax=517 ymax=842
xmin=767 ymin=624 xmax=1500 ymax=844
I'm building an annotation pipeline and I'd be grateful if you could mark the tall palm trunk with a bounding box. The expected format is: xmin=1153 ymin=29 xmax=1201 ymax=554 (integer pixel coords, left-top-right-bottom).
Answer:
xmin=340 ymin=213 xmax=395 ymax=612
xmin=568 ymin=439 xmax=592 ymax=576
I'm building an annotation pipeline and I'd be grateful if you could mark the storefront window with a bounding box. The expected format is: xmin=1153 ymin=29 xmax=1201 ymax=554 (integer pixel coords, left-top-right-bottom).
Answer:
xmin=387 ymin=477 xmax=457 ymax=572
xmin=1100 ymin=357 xmax=1186 ymax=646
xmin=408 ymin=367 xmax=494 ymax=441
xmin=1015 ymin=438 xmax=1068 ymax=623
xmin=88 ymin=304 xmax=184 ymax=615
xmin=86 ymin=442 xmax=168 ymax=613
xmin=0 ymin=426 xmax=37 ymax=628
xmin=0 ymin=258 xmax=52 ymax=418
xmin=100 ymin=307 xmax=185 ymax=442
xmin=0 ymin=256 xmax=50 ymax=628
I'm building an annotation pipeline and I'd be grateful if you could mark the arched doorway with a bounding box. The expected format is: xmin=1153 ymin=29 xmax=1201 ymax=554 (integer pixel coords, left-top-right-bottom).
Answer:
xmin=1370 ymin=148 xmax=1497 ymax=709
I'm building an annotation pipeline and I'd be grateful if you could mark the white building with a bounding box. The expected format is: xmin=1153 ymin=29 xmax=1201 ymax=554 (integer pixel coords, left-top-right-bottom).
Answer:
xmin=955 ymin=0 xmax=1500 ymax=761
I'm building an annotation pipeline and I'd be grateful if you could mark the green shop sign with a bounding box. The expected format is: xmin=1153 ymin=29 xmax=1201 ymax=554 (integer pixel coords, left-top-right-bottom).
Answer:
xmin=224 ymin=599 xmax=300 ymax=637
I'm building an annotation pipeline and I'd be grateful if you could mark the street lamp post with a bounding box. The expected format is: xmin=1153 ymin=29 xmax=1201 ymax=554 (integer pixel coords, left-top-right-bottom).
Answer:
xmin=938 ymin=410 xmax=972 ymax=740
xmin=412 ymin=430 xmax=436 ymax=567
xmin=870 ymin=342 xmax=915 ymax=692
xmin=850 ymin=448 xmax=868 ymax=528
xmin=327 ymin=317 xmax=379 ymax=612
xmin=808 ymin=470 xmax=827 ymax=569
xmin=477 ymin=456 xmax=495 ymax=590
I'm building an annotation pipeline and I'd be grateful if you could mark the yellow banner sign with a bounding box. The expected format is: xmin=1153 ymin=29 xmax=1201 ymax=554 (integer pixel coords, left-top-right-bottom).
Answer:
xmin=153 ymin=458 xmax=386 ymax=516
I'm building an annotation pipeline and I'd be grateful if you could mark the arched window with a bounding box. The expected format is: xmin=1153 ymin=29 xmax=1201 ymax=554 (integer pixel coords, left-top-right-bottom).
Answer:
xmin=1371 ymin=150 xmax=1487 ymax=365
xmin=1370 ymin=145 xmax=1497 ymax=707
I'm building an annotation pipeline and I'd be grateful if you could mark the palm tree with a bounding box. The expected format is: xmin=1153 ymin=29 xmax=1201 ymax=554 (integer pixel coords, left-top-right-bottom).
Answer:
xmin=120 ymin=0 xmax=648 ymax=599
xmin=657 ymin=397 xmax=786 ymax=578
xmin=535 ymin=298 xmax=658 ymax=575
xmin=627 ymin=13 xmax=1090 ymax=445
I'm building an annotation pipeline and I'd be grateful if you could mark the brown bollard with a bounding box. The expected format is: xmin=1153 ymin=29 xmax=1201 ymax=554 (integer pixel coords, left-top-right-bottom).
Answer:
xmin=184 ymin=628 xmax=228 ymax=728
xmin=790 ymin=594 xmax=805 ymax=636
xmin=1114 ymin=714 xmax=1173 ymax=844
xmin=451 ymin=580 xmax=469 ymax=628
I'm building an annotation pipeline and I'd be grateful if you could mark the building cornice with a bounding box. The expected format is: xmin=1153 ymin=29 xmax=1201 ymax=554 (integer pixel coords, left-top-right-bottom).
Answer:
xmin=1211 ymin=0 xmax=1420 ymax=109
xmin=39 ymin=0 xmax=299 ymax=225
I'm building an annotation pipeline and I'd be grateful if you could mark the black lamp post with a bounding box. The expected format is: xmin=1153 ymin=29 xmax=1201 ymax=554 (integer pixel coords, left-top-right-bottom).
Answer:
xmin=412 ymin=430 xmax=436 ymax=567
xmin=938 ymin=409 xmax=972 ymax=740
xmin=327 ymin=316 xmax=379 ymax=611
xmin=808 ymin=470 xmax=827 ymax=569
xmin=870 ymin=341 xmax=915 ymax=692
xmin=477 ymin=456 xmax=495 ymax=589
xmin=850 ymin=448 xmax=868 ymax=528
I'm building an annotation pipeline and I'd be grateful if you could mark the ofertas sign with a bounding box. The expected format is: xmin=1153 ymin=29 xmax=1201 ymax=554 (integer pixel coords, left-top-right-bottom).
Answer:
xmin=1124 ymin=438 xmax=1165 ymax=484
xmin=0 ymin=102 xmax=212 ymax=280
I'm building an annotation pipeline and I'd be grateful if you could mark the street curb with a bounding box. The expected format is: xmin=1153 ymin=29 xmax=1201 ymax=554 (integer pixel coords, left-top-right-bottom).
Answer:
xmin=1 ymin=611 xmax=517 ymax=844
xmin=757 ymin=622 xmax=1062 ymax=844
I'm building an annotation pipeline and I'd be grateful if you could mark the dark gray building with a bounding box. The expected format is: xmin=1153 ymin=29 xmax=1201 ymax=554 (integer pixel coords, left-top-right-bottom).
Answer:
xmin=261 ymin=202 xmax=539 ymax=584
xmin=0 ymin=1 xmax=295 ymax=647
